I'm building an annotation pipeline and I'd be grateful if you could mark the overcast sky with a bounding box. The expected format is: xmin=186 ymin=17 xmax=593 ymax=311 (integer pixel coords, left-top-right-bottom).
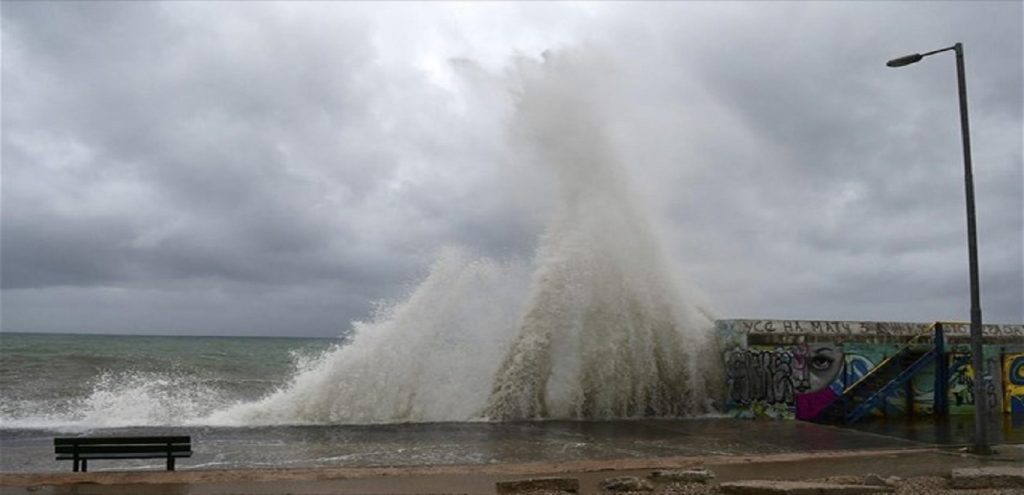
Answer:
xmin=2 ymin=1 xmax=1021 ymax=337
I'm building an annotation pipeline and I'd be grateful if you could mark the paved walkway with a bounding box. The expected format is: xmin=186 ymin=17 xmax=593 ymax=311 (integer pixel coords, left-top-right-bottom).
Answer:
xmin=2 ymin=445 xmax=1022 ymax=494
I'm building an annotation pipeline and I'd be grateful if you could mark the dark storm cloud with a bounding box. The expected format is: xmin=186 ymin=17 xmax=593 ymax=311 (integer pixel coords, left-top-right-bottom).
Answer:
xmin=1 ymin=2 xmax=491 ymax=335
xmin=2 ymin=2 xmax=1021 ymax=336
xmin=587 ymin=1 xmax=1021 ymax=323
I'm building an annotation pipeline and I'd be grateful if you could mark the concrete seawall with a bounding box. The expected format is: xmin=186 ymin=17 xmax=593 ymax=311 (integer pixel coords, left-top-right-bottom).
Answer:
xmin=716 ymin=319 xmax=1024 ymax=419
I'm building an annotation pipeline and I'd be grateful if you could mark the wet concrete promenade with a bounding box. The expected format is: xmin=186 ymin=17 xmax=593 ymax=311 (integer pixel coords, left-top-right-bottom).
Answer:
xmin=3 ymin=416 xmax=1022 ymax=494
xmin=7 ymin=416 xmax=1018 ymax=473
xmin=846 ymin=413 xmax=1023 ymax=446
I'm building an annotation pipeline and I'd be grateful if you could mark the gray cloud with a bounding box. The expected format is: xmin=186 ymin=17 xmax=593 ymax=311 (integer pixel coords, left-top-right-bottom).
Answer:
xmin=2 ymin=2 xmax=1020 ymax=337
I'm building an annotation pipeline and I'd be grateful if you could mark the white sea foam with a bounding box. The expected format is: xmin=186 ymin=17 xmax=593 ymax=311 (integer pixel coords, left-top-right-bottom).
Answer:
xmin=1 ymin=371 xmax=228 ymax=431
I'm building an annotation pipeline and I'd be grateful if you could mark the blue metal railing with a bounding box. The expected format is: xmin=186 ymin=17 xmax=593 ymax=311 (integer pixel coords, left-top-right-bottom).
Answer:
xmin=813 ymin=321 xmax=973 ymax=424
xmin=844 ymin=348 xmax=937 ymax=423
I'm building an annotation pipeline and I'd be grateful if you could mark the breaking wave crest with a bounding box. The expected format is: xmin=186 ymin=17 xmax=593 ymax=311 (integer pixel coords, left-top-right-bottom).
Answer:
xmin=209 ymin=251 xmax=533 ymax=425
xmin=2 ymin=371 xmax=232 ymax=431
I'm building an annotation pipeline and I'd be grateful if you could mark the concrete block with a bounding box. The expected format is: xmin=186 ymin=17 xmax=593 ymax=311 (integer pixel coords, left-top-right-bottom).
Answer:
xmin=720 ymin=480 xmax=893 ymax=494
xmin=950 ymin=466 xmax=1024 ymax=489
xmin=496 ymin=476 xmax=579 ymax=494
xmin=599 ymin=475 xmax=654 ymax=492
xmin=650 ymin=468 xmax=715 ymax=483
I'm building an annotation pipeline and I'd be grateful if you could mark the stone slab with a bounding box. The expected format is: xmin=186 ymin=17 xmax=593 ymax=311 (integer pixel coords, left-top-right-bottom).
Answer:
xmin=950 ymin=466 xmax=1024 ymax=489
xmin=720 ymin=480 xmax=893 ymax=495
xmin=599 ymin=475 xmax=654 ymax=492
xmin=650 ymin=468 xmax=715 ymax=483
xmin=496 ymin=477 xmax=579 ymax=494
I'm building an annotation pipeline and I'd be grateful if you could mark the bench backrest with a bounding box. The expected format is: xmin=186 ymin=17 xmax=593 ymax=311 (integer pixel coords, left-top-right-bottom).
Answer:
xmin=55 ymin=436 xmax=191 ymax=455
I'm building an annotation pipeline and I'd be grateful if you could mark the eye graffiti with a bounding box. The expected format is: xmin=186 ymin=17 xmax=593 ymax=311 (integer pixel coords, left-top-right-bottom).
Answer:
xmin=805 ymin=345 xmax=844 ymax=393
xmin=810 ymin=354 xmax=835 ymax=371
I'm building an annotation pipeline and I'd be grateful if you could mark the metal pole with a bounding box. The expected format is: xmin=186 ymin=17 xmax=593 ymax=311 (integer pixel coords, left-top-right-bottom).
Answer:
xmin=954 ymin=43 xmax=991 ymax=455
xmin=934 ymin=322 xmax=947 ymax=417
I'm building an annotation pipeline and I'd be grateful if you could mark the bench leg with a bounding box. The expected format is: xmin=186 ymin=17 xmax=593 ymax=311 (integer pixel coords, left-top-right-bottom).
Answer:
xmin=167 ymin=456 xmax=175 ymax=471
xmin=73 ymin=459 xmax=79 ymax=472
xmin=81 ymin=459 xmax=87 ymax=472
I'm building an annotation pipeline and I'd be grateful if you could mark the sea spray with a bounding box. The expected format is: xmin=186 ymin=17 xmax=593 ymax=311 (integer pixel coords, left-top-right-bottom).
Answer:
xmin=207 ymin=250 xmax=532 ymax=425
xmin=2 ymin=48 xmax=722 ymax=430
xmin=484 ymin=51 xmax=720 ymax=419
xmin=214 ymin=49 xmax=721 ymax=425
xmin=1 ymin=370 xmax=234 ymax=430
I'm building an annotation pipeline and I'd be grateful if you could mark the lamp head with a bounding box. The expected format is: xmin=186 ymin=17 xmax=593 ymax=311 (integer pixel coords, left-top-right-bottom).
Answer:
xmin=887 ymin=53 xmax=924 ymax=67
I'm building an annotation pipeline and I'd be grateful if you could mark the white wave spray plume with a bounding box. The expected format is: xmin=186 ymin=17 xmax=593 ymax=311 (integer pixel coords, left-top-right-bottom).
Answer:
xmin=210 ymin=48 xmax=722 ymax=426
xmin=484 ymin=50 xmax=720 ymax=420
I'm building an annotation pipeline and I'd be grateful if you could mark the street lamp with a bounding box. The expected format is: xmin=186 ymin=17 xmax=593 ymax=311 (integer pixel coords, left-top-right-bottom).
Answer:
xmin=887 ymin=43 xmax=991 ymax=455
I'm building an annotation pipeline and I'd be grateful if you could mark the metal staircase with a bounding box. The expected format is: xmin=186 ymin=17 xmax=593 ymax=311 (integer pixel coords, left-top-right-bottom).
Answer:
xmin=844 ymin=348 xmax=936 ymax=423
xmin=811 ymin=322 xmax=967 ymax=425
xmin=813 ymin=347 xmax=934 ymax=424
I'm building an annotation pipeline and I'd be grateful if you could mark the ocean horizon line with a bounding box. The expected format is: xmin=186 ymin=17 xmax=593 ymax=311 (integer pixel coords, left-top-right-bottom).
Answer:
xmin=0 ymin=330 xmax=341 ymax=340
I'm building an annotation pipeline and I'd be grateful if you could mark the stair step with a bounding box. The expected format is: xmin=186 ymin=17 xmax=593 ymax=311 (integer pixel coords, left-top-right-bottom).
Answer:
xmin=813 ymin=347 xmax=937 ymax=425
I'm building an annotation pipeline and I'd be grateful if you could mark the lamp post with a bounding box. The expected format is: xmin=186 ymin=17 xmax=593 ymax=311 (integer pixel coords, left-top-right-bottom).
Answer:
xmin=887 ymin=43 xmax=991 ymax=455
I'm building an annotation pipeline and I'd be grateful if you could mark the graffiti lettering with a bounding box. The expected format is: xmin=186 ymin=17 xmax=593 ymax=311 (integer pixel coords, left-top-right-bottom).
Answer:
xmin=724 ymin=319 xmax=1023 ymax=339
xmin=726 ymin=349 xmax=795 ymax=406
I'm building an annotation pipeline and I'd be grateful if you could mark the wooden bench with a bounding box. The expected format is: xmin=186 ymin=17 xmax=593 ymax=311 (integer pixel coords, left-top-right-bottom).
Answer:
xmin=54 ymin=436 xmax=191 ymax=472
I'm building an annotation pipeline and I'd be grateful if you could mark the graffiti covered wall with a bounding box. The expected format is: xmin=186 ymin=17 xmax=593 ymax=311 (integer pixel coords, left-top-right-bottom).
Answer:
xmin=718 ymin=319 xmax=1024 ymax=420
xmin=1005 ymin=354 xmax=1024 ymax=414
xmin=948 ymin=352 xmax=1001 ymax=415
